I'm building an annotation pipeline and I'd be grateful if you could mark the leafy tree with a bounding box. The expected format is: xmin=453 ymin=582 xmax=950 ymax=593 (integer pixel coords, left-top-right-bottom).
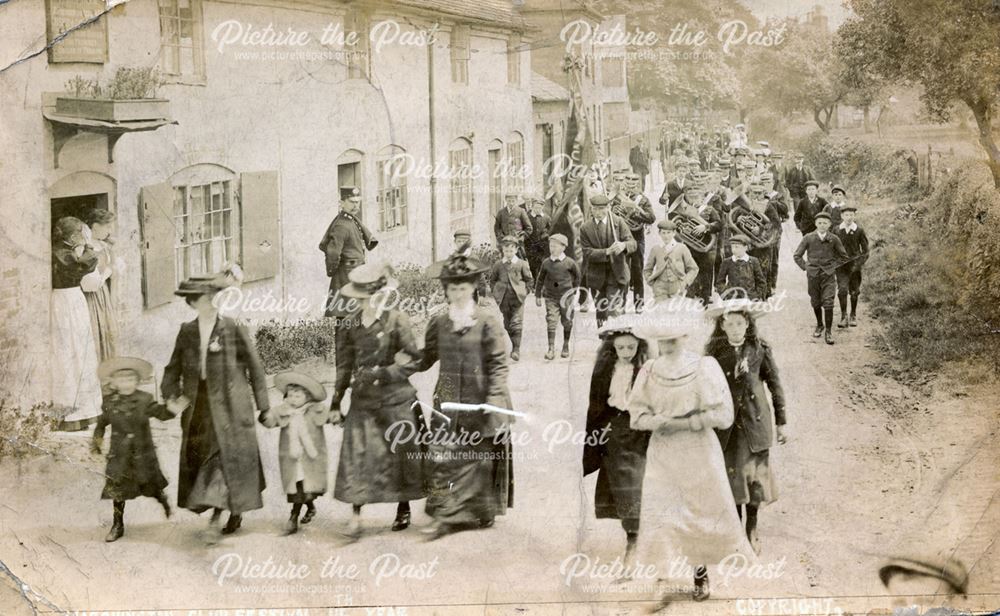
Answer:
xmin=837 ymin=0 xmax=1000 ymax=187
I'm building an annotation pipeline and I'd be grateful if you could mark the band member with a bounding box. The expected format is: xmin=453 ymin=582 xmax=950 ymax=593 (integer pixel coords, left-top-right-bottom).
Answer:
xmin=494 ymin=193 xmax=533 ymax=256
xmin=329 ymin=263 xmax=426 ymax=538
xmin=823 ymin=185 xmax=849 ymax=227
xmin=628 ymin=313 xmax=754 ymax=603
xmin=615 ymin=172 xmax=656 ymax=312
xmin=629 ymin=137 xmax=651 ymax=191
xmin=579 ymin=194 xmax=635 ymax=327
xmin=784 ymin=153 xmax=815 ymax=203
xmin=716 ymin=235 xmax=768 ymax=300
xmin=731 ymin=182 xmax=781 ymax=298
xmin=705 ymin=169 xmax=733 ymax=272
xmin=794 ymin=180 xmax=826 ymax=235
xmin=659 ymin=157 xmax=692 ymax=206
xmin=704 ymin=298 xmax=787 ymax=554
xmin=760 ymin=172 xmax=788 ymax=293
xmin=793 ymin=212 xmax=849 ymax=345
xmin=490 ymin=236 xmax=534 ymax=362
xmin=524 ymin=197 xmax=552 ymax=280
xmin=162 ymin=275 xmax=270 ymax=543
xmin=583 ymin=317 xmax=651 ymax=567
xmin=644 ymin=220 xmax=698 ymax=302
xmin=535 ymin=233 xmax=580 ymax=360
xmin=91 ymin=357 xmax=173 ymax=542
xmin=261 ymin=372 xmax=329 ymax=536
xmin=414 ymin=250 xmax=514 ymax=539
xmin=669 ymin=174 xmax=722 ymax=305
xmin=320 ymin=186 xmax=378 ymax=317
xmin=832 ymin=207 xmax=869 ymax=328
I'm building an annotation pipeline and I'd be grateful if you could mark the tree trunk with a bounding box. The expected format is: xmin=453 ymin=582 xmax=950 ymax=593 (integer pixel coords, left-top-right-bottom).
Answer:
xmin=813 ymin=108 xmax=831 ymax=134
xmin=863 ymin=105 xmax=871 ymax=133
xmin=967 ymin=97 xmax=1000 ymax=189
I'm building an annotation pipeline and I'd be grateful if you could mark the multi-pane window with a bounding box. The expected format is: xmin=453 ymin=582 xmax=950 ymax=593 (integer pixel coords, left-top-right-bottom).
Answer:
xmin=376 ymin=148 xmax=408 ymax=232
xmin=172 ymin=181 xmax=238 ymax=285
xmin=505 ymin=136 xmax=525 ymax=197
xmin=449 ymin=140 xmax=474 ymax=232
xmin=344 ymin=8 xmax=371 ymax=79
xmin=158 ymin=0 xmax=204 ymax=78
xmin=507 ymin=33 xmax=521 ymax=86
xmin=451 ymin=26 xmax=470 ymax=84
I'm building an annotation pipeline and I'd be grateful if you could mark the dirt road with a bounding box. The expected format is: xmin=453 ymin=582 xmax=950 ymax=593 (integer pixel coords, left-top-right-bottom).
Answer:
xmin=2 ymin=179 xmax=997 ymax=615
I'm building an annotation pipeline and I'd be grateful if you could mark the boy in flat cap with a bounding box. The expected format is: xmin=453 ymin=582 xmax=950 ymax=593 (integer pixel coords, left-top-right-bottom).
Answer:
xmin=319 ymin=186 xmax=379 ymax=317
xmin=822 ymin=185 xmax=848 ymax=227
xmin=524 ymin=197 xmax=552 ymax=280
xmin=794 ymin=180 xmax=827 ymax=235
xmin=494 ymin=193 xmax=533 ymax=257
xmin=832 ymin=206 xmax=869 ymax=328
xmin=490 ymin=235 xmax=534 ymax=361
xmin=535 ymin=233 xmax=581 ymax=360
xmin=784 ymin=153 xmax=815 ymax=203
xmin=793 ymin=212 xmax=849 ymax=345
xmin=716 ymin=235 xmax=767 ymax=300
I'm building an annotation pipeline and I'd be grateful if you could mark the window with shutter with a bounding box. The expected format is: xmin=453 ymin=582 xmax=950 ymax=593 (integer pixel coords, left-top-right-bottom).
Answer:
xmin=139 ymin=182 xmax=177 ymax=309
xmin=239 ymin=171 xmax=280 ymax=282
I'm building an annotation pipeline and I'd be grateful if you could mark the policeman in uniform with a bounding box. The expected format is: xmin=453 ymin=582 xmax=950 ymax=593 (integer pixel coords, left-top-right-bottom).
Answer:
xmin=319 ymin=186 xmax=378 ymax=317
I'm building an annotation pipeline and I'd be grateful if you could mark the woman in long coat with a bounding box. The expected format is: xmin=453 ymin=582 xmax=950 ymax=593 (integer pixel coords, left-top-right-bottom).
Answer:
xmin=161 ymin=275 xmax=270 ymax=543
xmin=412 ymin=247 xmax=514 ymax=540
xmin=627 ymin=316 xmax=754 ymax=602
xmin=704 ymin=298 xmax=787 ymax=553
xmin=330 ymin=263 xmax=426 ymax=537
xmin=583 ymin=316 xmax=650 ymax=566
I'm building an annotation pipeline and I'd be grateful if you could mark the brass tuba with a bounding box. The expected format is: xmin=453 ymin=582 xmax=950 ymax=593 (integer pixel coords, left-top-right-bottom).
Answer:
xmin=728 ymin=195 xmax=776 ymax=248
xmin=667 ymin=195 xmax=717 ymax=253
xmin=611 ymin=190 xmax=648 ymax=233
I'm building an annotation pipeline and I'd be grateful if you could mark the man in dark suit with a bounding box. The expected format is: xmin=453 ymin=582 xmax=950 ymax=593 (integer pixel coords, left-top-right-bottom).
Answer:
xmin=784 ymin=153 xmax=815 ymax=203
xmin=319 ymin=186 xmax=378 ymax=317
xmin=658 ymin=157 xmax=692 ymax=207
xmin=524 ymin=197 xmax=552 ymax=280
xmin=494 ymin=193 xmax=533 ymax=256
xmin=579 ymin=194 xmax=636 ymax=327
xmin=629 ymin=137 xmax=650 ymax=192
xmin=794 ymin=180 xmax=826 ymax=234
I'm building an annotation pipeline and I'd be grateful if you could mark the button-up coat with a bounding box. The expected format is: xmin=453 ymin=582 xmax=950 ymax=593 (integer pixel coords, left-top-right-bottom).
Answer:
xmin=711 ymin=339 xmax=786 ymax=454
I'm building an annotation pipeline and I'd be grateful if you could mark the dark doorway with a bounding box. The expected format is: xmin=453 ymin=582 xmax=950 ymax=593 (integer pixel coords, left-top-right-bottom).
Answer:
xmin=51 ymin=193 xmax=109 ymax=240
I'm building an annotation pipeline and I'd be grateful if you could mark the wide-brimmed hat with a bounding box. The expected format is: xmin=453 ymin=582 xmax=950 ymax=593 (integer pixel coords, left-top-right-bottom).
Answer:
xmin=598 ymin=314 xmax=639 ymax=340
xmin=98 ymin=356 xmax=154 ymax=381
xmin=174 ymin=274 xmax=228 ymax=297
xmin=426 ymin=249 xmax=489 ymax=281
xmin=704 ymin=297 xmax=769 ymax=321
xmin=339 ymin=262 xmax=398 ymax=299
xmin=633 ymin=300 xmax=704 ymax=341
xmin=878 ymin=554 xmax=968 ymax=595
xmin=274 ymin=371 xmax=327 ymax=402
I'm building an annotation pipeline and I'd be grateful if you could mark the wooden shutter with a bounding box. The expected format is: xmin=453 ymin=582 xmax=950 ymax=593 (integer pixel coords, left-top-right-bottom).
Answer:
xmin=140 ymin=182 xmax=176 ymax=309
xmin=239 ymin=171 xmax=280 ymax=282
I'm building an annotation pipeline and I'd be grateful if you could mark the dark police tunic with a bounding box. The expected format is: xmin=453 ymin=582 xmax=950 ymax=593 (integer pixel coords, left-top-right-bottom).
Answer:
xmin=319 ymin=211 xmax=373 ymax=316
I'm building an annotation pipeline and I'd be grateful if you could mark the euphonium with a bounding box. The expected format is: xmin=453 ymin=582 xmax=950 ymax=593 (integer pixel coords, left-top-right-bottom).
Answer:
xmin=667 ymin=195 xmax=717 ymax=253
xmin=728 ymin=195 xmax=776 ymax=248
xmin=612 ymin=190 xmax=647 ymax=232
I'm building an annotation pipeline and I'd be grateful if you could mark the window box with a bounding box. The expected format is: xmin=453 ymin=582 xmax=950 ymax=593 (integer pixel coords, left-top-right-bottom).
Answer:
xmin=54 ymin=97 xmax=171 ymax=122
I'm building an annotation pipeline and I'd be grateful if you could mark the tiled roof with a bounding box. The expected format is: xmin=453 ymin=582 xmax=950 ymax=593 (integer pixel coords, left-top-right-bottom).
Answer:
xmin=531 ymin=71 xmax=570 ymax=102
xmin=387 ymin=0 xmax=528 ymax=29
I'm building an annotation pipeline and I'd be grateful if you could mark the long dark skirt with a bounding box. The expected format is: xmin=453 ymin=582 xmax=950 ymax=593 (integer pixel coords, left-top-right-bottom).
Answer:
xmin=424 ymin=436 xmax=512 ymax=525
xmin=723 ymin=431 xmax=777 ymax=506
xmin=594 ymin=411 xmax=649 ymax=533
xmin=183 ymin=381 xmax=264 ymax=514
xmin=333 ymin=393 xmax=426 ymax=505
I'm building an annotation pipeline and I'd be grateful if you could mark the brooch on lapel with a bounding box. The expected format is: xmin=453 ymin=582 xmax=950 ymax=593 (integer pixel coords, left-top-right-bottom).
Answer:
xmin=208 ymin=336 xmax=222 ymax=353
xmin=736 ymin=357 xmax=750 ymax=378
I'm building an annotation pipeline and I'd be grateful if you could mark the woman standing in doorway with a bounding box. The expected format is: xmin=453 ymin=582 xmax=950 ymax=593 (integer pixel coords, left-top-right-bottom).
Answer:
xmin=50 ymin=216 xmax=104 ymax=431
xmin=161 ymin=274 xmax=270 ymax=544
xmin=81 ymin=209 xmax=122 ymax=361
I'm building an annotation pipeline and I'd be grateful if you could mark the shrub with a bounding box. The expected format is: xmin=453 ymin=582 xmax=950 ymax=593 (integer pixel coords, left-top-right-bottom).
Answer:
xmin=254 ymin=319 xmax=336 ymax=374
xmin=0 ymin=401 xmax=60 ymax=461
xmin=863 ymin=160 xmax=1000 ymax=376
xmin=793 ymin=131 xmax=920 ymax=200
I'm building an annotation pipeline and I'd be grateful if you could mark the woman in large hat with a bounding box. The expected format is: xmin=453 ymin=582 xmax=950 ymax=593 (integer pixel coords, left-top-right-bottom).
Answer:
xmin=626 ymin=303 xmax=753 ymax=602
xmin=582 ymin=314 xmax=652 ymax=566
xmin=704 ymin=297 xmax=787 ymax=554
xmin=161 ymin=273 xmax=270 ymax=543
xmin=329 ymin=262 xmax=426 ymax=537
xmin=411 ymin=245 xmax=515 ymax=539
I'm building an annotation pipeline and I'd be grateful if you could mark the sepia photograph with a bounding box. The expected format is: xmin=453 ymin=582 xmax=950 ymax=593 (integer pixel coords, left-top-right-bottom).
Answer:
xmin=1 ymin=0 xmax=998 ymax=614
